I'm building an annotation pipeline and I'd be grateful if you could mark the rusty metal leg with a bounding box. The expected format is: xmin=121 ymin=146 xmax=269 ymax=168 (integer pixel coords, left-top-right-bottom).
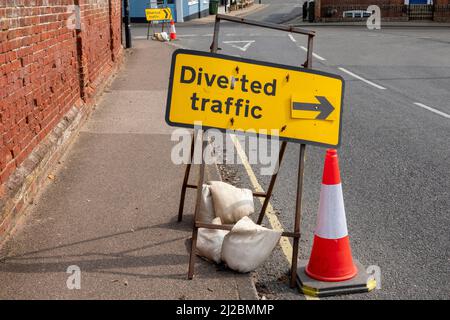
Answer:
xmin=256 ymin=141 xmax=288 ymax=225
xmin=210 ymin=16 xmax=221 ymax=53
xmin=147 ymin=22 xmax=151 ymax=40
xmin=289 ymin=32 xmax=312 ymax=289
xmin=178 ymin=131 xmax=196 ymax=222
xmin=188 ymin=132 xmax=207 ymax=279
xmin=290 ymin=143 xmax=306 ymax=288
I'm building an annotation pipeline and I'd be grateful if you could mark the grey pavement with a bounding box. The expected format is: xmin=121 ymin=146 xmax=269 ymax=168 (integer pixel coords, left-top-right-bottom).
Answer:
xmin=0 ymin=40 xmax=256 ymax=299
xmin=151 ymin=0 xmax=450 ymax=300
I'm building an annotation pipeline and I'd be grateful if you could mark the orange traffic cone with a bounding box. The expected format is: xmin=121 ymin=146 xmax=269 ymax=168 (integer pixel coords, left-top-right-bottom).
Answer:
xmin=169 ymin=20 xmax=177 ymax=40
xmin=305 ymin=149 xmax=358 ymax=282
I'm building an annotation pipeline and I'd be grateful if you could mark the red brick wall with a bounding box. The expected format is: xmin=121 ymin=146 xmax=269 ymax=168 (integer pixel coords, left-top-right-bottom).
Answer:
xmin=321 ymin=0 xmax=404 ymax=5
xmin=81 ymin=0 xmax=115 ymax=95
xmin=319 ymin=0 xmax=450 ymax=21
xmin=434 ymin=0 xmax=450 ymax=21
xmin=319 ymin=0 xmax=407 ymax=21
xmin=0 ymin=0 xmax=123 ymax=185
xmin=320 ymin=0 xmax=450 ymax=6
xmin=321 ymin=0 xmax=449 ymax=5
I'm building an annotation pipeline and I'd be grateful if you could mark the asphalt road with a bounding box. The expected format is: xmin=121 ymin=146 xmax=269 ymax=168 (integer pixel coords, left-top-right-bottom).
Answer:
xmin=134 ymin=1 xmax=450 ymax=299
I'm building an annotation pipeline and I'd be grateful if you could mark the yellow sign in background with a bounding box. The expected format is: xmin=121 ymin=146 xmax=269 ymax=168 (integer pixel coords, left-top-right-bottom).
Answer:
xmin=165 ymin=49 xmax=344 ymax=147
xmin=145 ymin=8 xmax=172 ymax=21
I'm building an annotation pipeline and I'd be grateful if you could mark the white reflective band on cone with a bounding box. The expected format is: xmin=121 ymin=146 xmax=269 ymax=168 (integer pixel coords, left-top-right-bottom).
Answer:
xmin=315 ymin=184 xmax=348 ymax=239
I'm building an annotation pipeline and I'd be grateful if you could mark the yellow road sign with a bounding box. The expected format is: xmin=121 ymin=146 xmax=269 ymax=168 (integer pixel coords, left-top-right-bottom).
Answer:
xmin=145 ymin=8 xmax=172 ymax=21
xmin=165 ymin=49 xmax=344 ymax=147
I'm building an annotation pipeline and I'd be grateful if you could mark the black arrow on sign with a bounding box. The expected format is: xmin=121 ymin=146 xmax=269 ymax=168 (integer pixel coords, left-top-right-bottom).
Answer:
xmin=292 ymin=96 xmax=335 ymax=120
xmin=164 ymin=9 xmax=169 ymax=19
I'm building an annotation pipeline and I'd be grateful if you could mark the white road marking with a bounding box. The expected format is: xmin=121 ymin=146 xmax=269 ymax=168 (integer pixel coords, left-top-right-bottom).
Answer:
xmin=413 ymin=102 xmax=450 ymax=119
xmin=223 ymin=40 xmax=255 ymax=52
xmin=338 ymin=67 xmax=386 ymax=90
xmin=299 ymin=46 xmax=326 ymax=61
xmin=229 ymin=134 xmax=318 ymax=300
xmin=288 ymin=34 xmax=297 ymax=43
xmin=133 ymin=36 xmax=148 ymax=39
xmin=288 ymin=34 xmax=326 ymax=61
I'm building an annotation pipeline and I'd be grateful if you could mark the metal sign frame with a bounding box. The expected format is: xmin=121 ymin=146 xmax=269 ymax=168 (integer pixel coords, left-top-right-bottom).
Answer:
xmin=177 ymin=14 xmax=316 ymax=289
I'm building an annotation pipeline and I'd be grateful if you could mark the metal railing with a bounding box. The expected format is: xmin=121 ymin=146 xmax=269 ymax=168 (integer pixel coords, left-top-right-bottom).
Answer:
xmin=408 ymin=4 xmax=434 ymax=20
xmin=322 ymin=4 xmax=408 ymax=20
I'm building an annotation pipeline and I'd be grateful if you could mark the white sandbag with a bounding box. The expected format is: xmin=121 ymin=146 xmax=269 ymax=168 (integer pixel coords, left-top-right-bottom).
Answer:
xmin=196 ymin=217 xmax=229 ymax=264
xmin=221 ymin=216 xmax=281 ymax=273
xmin=152 ymin=32 xmax=170 ymax=42
xmin=209 ymin=181 xmax=254 ymax=224
xmin=198 ymin=184 xmax=215 ymax=223
xmin=160 ymin=32 xmax=170 ymax=42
